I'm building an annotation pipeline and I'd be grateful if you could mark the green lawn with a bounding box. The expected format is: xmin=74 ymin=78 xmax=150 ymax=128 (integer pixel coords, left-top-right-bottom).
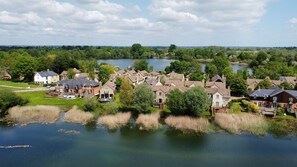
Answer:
xmin=0 ymin=80 xmax=41 ymax=88
xmin=17 ymin=91 xmax=84 ymax=110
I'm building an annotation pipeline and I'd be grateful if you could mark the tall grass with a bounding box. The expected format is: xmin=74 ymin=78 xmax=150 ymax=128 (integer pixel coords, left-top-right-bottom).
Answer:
xmin=7 ymin=105 xmax=60 ymax=125
xmin=64 ymin=106 xmax=94 ymax=125
xmin=98 ymin=112 xmax=131 ymax=129
xmin=165 ymin=116 xmax=211 ymax=133
xmin=136 ymin=113 xmax=161 ymax=130
xmin=215 ymin=113 xmax=268 ymax=135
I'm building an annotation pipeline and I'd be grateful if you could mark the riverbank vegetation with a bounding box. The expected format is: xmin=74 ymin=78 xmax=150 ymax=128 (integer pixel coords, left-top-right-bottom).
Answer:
xmin=7 ymin=105 xmax=60 ymax=125
xmin=64 ymin=106 xmax=94 ymax=125
xmin=165 ymin=116 xmax=211 ymax=133
xmin=98 ymin=112 xmax=131 ymax=129
xmin=215 ymin=113 xmax=268 ymax=135
xmin=136 ymin=113 xmax=161 ymax=130
xmin=0 ymin=89 xmax=28 ymax=116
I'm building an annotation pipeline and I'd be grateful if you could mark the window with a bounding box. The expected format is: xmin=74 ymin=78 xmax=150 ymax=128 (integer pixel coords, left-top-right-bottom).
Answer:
xmin=159 ymin=92 xmax=162 ymax=96
xmin=216 ymin=102 xmax=220 ymax=108
xmin=216 ymin=95 xmax=220 ymax=99
xmin=258 ymin=102 xmax=262 ymax=107
xmin=159 ymin=99 xmax=162 ymax=103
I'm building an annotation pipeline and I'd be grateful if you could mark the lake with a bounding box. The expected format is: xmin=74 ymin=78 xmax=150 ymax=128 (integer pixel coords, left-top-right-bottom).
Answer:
xmin=97 ymin=59 xmax=253 ymax=74
xmin=1 ymin=122 xmax=297 ymax=167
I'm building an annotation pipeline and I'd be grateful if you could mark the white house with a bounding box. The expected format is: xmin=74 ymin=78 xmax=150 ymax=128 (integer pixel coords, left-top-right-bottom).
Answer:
xmin=206 ymin=88 xmax=231 ymax=108
xmin=34 ymin=70 xmax=59 ymax=84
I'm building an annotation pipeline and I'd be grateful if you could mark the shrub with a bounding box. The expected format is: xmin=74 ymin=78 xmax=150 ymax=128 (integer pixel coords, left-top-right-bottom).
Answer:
xmin=229 ymin=102 xmax=242 ymax=113
xmin=133 ymin=84 xmax=154 ymax=113
xmin=0 ymin=89 xmax=28 ymax=116
xmin=247 ymin=103 xmax=259 ymax=113
xmin=100 ymin=102 xmax=119 ymax=115
xmin=83 ymin=95 xmax=99 ymax=112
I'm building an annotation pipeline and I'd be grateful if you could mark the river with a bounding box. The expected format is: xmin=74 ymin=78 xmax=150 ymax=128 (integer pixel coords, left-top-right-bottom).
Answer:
xmin=97 ymin=59 xmax=253 ymax=74
xmin=0 ymin=122 xmax=296 ymax=167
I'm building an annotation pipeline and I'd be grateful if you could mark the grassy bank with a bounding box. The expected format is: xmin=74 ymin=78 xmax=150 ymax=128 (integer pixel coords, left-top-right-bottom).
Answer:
xmin=7 ymin=105 xmax=60 ymax=125
xmin=16 ymin=91 xmax=84 ymax=110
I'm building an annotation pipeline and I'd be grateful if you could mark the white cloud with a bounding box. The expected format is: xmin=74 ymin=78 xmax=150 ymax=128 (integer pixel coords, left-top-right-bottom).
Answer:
xmin=290 ymin=18 xmax=297 ymax=24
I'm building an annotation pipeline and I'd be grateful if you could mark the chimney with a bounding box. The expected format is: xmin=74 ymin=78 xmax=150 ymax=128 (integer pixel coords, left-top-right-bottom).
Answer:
xmin=136 ymin=76 xmax=139 ymax=84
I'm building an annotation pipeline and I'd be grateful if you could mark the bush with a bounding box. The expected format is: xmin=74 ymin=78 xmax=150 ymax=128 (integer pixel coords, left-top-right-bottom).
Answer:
xmin=100 ymin=102 xmax=119 ymax=115
xmin=83 ymin=96 xmax=99 ymax=112
xmin=0 ymin=89 xmax=28 ymax=116
xmin=229 ymin=102 xmax=242 ymax=113
xmin=247 ymin=103 xmax=259 ymax=113
xmin=133 ymin=84 xmax=154 ymax=113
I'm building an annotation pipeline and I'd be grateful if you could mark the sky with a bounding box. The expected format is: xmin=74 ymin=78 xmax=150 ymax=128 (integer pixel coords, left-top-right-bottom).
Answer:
xmin=0 ymin=0 xmax=296 ymax=47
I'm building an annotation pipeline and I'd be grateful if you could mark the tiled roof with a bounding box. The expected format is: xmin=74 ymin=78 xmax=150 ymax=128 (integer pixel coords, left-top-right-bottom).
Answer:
xmin=37 ymin=71 xmax=59 ymax=77
xmin=57 ymin=78 xmax=99 ymax=89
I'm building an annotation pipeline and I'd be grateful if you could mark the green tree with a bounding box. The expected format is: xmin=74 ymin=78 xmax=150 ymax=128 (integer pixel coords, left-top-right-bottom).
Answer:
xmin=230 ymin=77 xmax=248 ymax=96
xmin=0 ymin=90 xmax=28 ymax=116
xmin=119 ymin=78 xmax=134 ymax=106
xmin=11 ymin=56 xmax=36 ymax=81
xmin=189 ymin=72 xmax=204 ymax=81
xmin=131 ymin=43 xmax=144 ymax=58
xmin=205 ymin=64 xmax=218 ymax=78
xmin=256 ymin=51 xmax=268 ymax=63
xmin=211 ymin=56 xmax=230 ymax=76
xmin=98 ymin=66 xmax=110 ymax=84
xmin=279 ymin=81 xmax=293 ymax=90
xmin=168 ymin=44 xmax=177 ymax=53
xmin=255 ymin=78 xmax=272 ymax=89
xmin=115 ymin=77 xmax=123 ymax=90
xmin=83 ymin=96 xmax=99 ymax=112
xmin=133 ymin=60 xmax=148 ymax=71
xmin=133 ymin=84 xmax=154 ymax=113
xmin=67 ymin=68 xmax=76 ymax=79
xmin=184 ymin=87 xmax=211 ymax=117
xmin=166 ymin=89 xmax=186 ymax=115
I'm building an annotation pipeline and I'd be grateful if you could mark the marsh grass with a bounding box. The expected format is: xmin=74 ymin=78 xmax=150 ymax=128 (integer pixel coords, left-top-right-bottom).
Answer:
xmin=136 ymin=113 xmax=161 ymax=130
xmin=7 ymin=105 xmax=60 ymax=125
xmin=98 ymin=112 xmax=131 ymax=129
xmin=165 ymin=116 xmax=211 ymax=133
xmin=64 ymin=106 xmax=94 ymax=125
xmin=215 ymin=113 xmax=268 ymax=135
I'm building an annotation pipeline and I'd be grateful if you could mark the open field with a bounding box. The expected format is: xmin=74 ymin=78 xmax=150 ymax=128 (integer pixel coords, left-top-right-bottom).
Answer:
xmin=0 ymin=80 xmax=41 ymax=88
xmin=16 ymin=91 xmax=84 ymax=110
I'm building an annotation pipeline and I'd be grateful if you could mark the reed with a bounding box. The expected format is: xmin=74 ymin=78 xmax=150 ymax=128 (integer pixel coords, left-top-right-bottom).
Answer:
xmin=215 ymin=113 xmax=267 ymax=135
xmin=64 ymin=106 xmax=94 ymax=125
xmin=7 ymin=105 xmax=60 ymax=125
xmin=136 ymin=113 xmax=160 ymax=130
xmin=98 ymin=112 xmax=131 ymax=129
xmin=165 ymin=116 xmax=210 ymax=133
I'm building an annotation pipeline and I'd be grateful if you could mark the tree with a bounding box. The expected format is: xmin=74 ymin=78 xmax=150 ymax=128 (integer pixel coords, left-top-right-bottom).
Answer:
xmin=133 ymin=60 xmax=148 ymax=71
xmin=83 ymin=95 xmax=99 ymax=112
xmin=211 ymin=56 xmax=230 ymax=76
xmin=255 ymin=78 xmax=272 ymax=89
xmin=279 ymin=81 xmax=293 ymax=90
xmin=222 ymin=66 xmax=234 ymax=79
xmin=256 ymin=51 xmax=267 ymax=64
xmin=184 ymin=87 xmax=211 ymax=117
xmin=67 ymin=68 xmax=75 ymax=79
xmin=119 ymin=78 xmax=134 ymax=106
xmin=205 ymin=64 xmax=218 ymax=78
xmin=230 ymin=77 xmax=247 ymax=96
xmin=168 ymin=44 xmax=177 ymax=53
xmin=166 ymin=61 xmax=202 ymax=75
xmin=52 ymin=53 xmax=78 ymax=74
xmin=189 ymin=72 xmax=204 ymax=81
xmin=133 ymin=84 xmax=155 ymax=113
xmin=115 ymin=77 xmax=123 ymax=90
xmin=0 ymin=89 xmax=28 ymax=116
xmin=166 ymin=89 xmax=186 ymax=115
xmin=11 ymin=56 xmax=36 ymax=81
xmin=98 ymin=66 xmax=110 ymax=84
xmin=131 ymin=43 xmax=144 ymax=58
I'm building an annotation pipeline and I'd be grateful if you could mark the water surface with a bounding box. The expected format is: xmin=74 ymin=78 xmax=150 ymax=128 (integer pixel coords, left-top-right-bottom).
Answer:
xmin=0 ymin=122 xmax=296 ymax=167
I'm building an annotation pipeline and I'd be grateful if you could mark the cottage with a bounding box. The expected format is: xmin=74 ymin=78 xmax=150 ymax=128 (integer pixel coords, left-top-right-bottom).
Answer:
xmin=34 ymin=70 xmax=59 ymax=84
xmin=99 ymin=81 xmax=116 ymax=102
xmin=56 ymin=78 xmax=100 ymax=97
xmin=206 ymin=87 xmax=231 ymax=109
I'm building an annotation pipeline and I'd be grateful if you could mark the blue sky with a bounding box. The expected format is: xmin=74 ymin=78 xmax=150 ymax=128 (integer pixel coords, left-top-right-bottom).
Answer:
xmin=0 ymin=0 xmax=296 ymax=46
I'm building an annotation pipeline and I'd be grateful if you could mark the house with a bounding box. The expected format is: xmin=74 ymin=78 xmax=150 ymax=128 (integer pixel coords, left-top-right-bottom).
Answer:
xmin=99 ymin=81 xmax=116 ymax=102
xmin=151 ymin=86 xmax=174 ymax=109
xmin=206 ymin=87 xmax=231 ymax=109
xmin=0 ymin=70 xmax=11 ymax=80
xmin=185 ymin=81 xmax=204 ymax=88
xmin=34 ymin=70 xmax=59 ymax=84
xmin=248 ymin=87 xmax=297 ymax=116
xmin=164 ymin=80 xmax=184 ymax=87
xmin=280 ymin=76 xmax=297 ymax=86
xmin=247 ymin=78 xmax=262 ymax=91
xmin=167 ymin=71 xmax=185 ymax=81
xmin=56 ymin=78 xmax=100 ymax=97
xmin=60 ymin=68 xmax=81 ymax=80
xmin=211 ymin=75 xmax=225 ymax=83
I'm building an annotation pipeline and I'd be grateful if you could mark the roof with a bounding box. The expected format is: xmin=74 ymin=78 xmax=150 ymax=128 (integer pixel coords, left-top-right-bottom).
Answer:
xmin=167 ymin=71 xmax=184 ymax=81
xmin=139 ymin=70 xmax=149 ymax=77
xmin=75 ymin=73 xmax=89 ymax=79
xmin=151 ymin=86 xmax=174 ymax=94
xmin=211 ymin=75 xmax=224 ymax=82
xmin=165 ymin=80 xmax=184 ymax=88
xmin=280 ymin=76 xmax=296 ymax=85
xmin=60 ymin=71 xmax=68 ymax=75
xmin=205 ymin=82 xmax=226 ymax=89
xmin=37 ymin=71 xmax=59 ymax=77
xmin=246 ymin=78 xmax=262 ymax=85
xmin=248 ymin=87 xmax=281 ymax=98
xmin=206 ymin=87 xmax=230 ymax=97
xmin=103 ymin=81 xmax=116 ymax=90
xmin=185 ymin=81 xmax=204 ymax=88
xmin=57 ymin=78 xmax=99 ymax=89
